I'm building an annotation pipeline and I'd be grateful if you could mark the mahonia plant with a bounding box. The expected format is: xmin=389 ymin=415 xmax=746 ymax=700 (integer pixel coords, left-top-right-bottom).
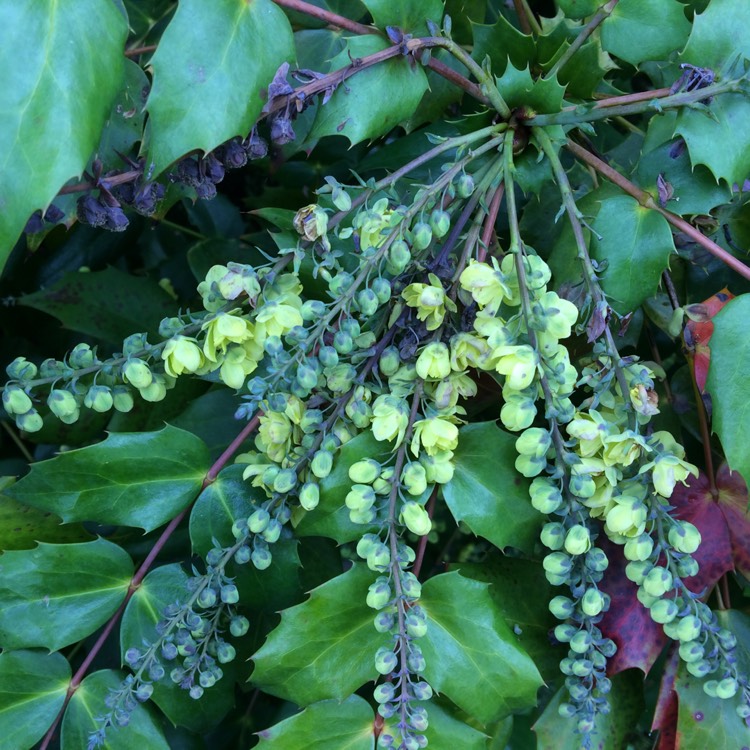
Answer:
xmin=2 ymin=1 xmax=750 ymax=749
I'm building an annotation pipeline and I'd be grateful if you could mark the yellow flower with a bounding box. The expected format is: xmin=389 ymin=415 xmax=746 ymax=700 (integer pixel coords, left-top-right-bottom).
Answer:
xmin=411 ymin=416 xmax=459 ymax=457
xmin=353 ymin=198 xmax=394 ymax=250
xmin=162 ymin=336 xmax=204 ymax=378
xmin=450 ymin=333 xmax=491 ymax=370
xmin=630 ymin=384 xmax=660 ymax=416
xmin=459 ymin=259 xmax=512 ymax=312
xmin=256 ymin=411 xmax=293 ymax=463
xmin=648 ymin=455 xmax=699 ymax=498
xmin=492 ymin=345 xmax=539 ymax=390
xmin=472 ymin=312 xmax=514 ymax=350
xmin=255 ymin=298 xmax=303 ymax=337
xmin=566 ymin=411 xmax=610 ymax=457
xmin=202 ymin=311 xmax=255 ymax=362
xmin=420 ymin=449 xmax=455 ymax=484
xmin=371 ymin=394 xmax=410 ymax=446
xmin=602 ymin=431 xmax=648 ymax=468
xmin=402 ymin=274 xmax=457 ymax=331
xmin=536 ymin=291 xmax=578 ymax=339
xmin=294 ymin=204 xmax=329 ymax=243
xmin=416 ymin=342 xmax=451 ymax=380
xmin=218 ymin=343 xmax=260 ymax=390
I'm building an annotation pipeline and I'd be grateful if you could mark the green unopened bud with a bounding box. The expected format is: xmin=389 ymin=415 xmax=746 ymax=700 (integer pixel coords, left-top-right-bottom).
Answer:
xmin=530 ymin=477 xmax=563 ymax=513
xmin=515 ymin=453 xmax=546 ymax=478
xmin=311 ymin=450 xmax=334 ymax=479
xmin=367 ymin=578 xmax=392 ymax=610
xmin=248 ymin=508 xmax=271 ymax=534
xmin=139 ymin=376 xmax=167 ymax=402
xmin=542 ymin=551 xmax=572 ymax=577
xmin=69 ymin=343 xmax=95 ymax=368
xmin=375 ymin=647 xmax=398 ymax=675
xmin=299 ymin=482 xmax=320 ymax=511
xmin=295 ymin=364 xmax=318 ymax=392
xmin=372 ymin=278 xmax=391 ymax=305
xmin=625 ymin=560 xmax=653 ymax=584
xmin=549 ymin=596 xmax=575 ymax=620
xmin=47 ymin=388 xmax=80 ymax=422
xmin=715 ymin=677 xmax=738 ymax=699
xmin=675 ymin=555 xmax=699 ymax=578
xmin=401 ymin=572 xmax=421 ymax=599
xmin=230 ymin=615 xmax=250 ymax=637
xmin=623 ymin=533 xmax=654 ymax=562
xmin=252 ymin=546 xmax=273 ymax=569
xmin=642 ymin=566 xmax=673 ymax=597
xmin=368 ymin=543 xmax=391 ymax=572
xmin=326 ymin=363 xmax=356 ymax=393
xmin=357 ymin=288 xmax=380 ymax=317
xmin=112 ymin=385 xmax=134 ymax=413
xmin=345 ymin=484 xmax=376 ymax=511
xmin=273 ymin=468 xmax=297 ymax=494
xmin=584 ymin=547 xmax=609 ymax=573
xmin=568 ymin=473 xmax=596 ymax=499
xmin=3 ymin=385 xmax=32 ymax=416
xmin=456 ymin=173 xmax=475 ymax=198
xmin=564 ymin=525 xmax=592 ymax=555
xmin=400 ymin=501 xmax=431 ymax=536
xmin=331 ymin=186 xmax=352 ymax=212
xmin=569 ymin=630 xmax=592 ymax=654
xmin=349 ymin=459 xmax=381 ymax=485
xmin=387 ymin=239 xmax=411 ymax=274
xmin=402 ymin=463 xmax=427 ymax=496
xmin=16 ymin=409 xmax=43 ymax=433
xmin=6 ymin=357 xmax=37 ymax=381
xmin=122 ymin=358 xmax=153 ymax=389
xmin=686 ymin=659 xmax=712 ymax=678
xmin=675 ymin=615 xmax=702 ymax=642
xmin=411 ymin=221 xmax=433 ymax=250
xmin=650 ymin=599 xmax=678 ymax=624
xmin=405 ymin=609 xmax=428 ymax=638
xmin=668 ymin=521 xmax=701 ymax=554
xmin=84 ymin=385 xmax=113 ymax=413
xmin=429 ymin=209 xmax=450 ymax=238
xmin=515 ymin=427 xmax=552 ymax=458
xmin=541 ymin=522 xmax=565 ymax=550
xmin=581 ymin=588 xmax=606 ymax=617
xmin=554 ymin=624 xmax=576 ymax=643
xmin=678 ymin=640 xmax=704 ymax=663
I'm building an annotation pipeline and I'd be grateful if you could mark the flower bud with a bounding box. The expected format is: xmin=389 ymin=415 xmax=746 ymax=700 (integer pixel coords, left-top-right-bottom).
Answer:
xmin=345 ymin=484 xmax=376 ymax=512
xmin=675 ymin=615 xmax=702 ymax=642
xmin=581 ymin=588 xmax=606 ymax=617
xmin=625 ymin=560 xmax=653 ymax=584
xmin=140 ymin=377 xmax=167 ymax=402
xmin=379 ymin=346 xmax=401 ymax=377
xmin=299 ymin=482 xmax=320 ymax=511
xmin=262 ymin=518 xmax=282 ymax=543
xmin=429 ymin=209 xmax=451 ymax=238
xmin=47 ymin=389 xmax=78 ymax=419
xmin=112 ymin=385 xmax=134 ymax=413
xmin=367 ymin=578 xmax=392 ymax=609
xmin=686 ymin=659 xmax=712 ymax=678
xmin=248 ymin=508 xmax=271 ymax=534
xmin=623 ymin=533 xmax=654 ymax=562
xmin=678 ymin=640 xmax=704 ymax=663
xmin=456 ymin=173 xmax=475 ymax=198
xmin=387 ymin=240 xmax=411 ymax=274
xmin=122 ymin=359 xmax=153 ymax=389
xmin=349 ymin=459 xmax=381 ymax=485
xmin=584 ymin=548 xmax=608 ymax=573
xmin=675 ymin=555 xmax=699 ymax=578
xmin=273 ymin=468 xmax=297 ymax=494
xmin=69 ymin=343 xmax=95 ymax=368
xmin=311 ymin=450 xmax=334 ymax=479
xmin=411 ymin=221 xmax=433 ymax=250
xmin=367 ymin=543 xmax=391 ymax=572
xmin=357 ymin=288 xmax=380 ymax=317
xmin=668 ymin=521 xmax=701 ymax=554
xmin=375 ymin=647 xmax=398 ymax=675
xmin=715 ymin=677 xmax=738 ymax=699
xmin=569 ymin=630 xmax=592 ymax=654
xmin=84 ymin=385 xmax=113 ymax=412
xmin=529 ymin=477 xmax=563 ymax=513
xmin=642 ymin=566 xmax=673 ymax=597
xmin=372 ymin=278 xmax=391 ymax=304
xmin=3 ymin=385 xmax=32 ymax=416
xmin=402 ymin=463 xmax=428 ymax=496
xmin=252 ymin=546 xmax=273 ymax=569
xmin=16 ymin=410 xmax=43 ymax=432
xmin=400 ymin=501 xmax=432 ymax=536
xmin=549 ymin=596 xmax=575 ymax=619
xmin=542 ymin=551 xmax=572 ymax=577
xmin=650 ymin=599 xmax=678 ymax=624
xmin=515 ymin=427 xmax=551 ymax=458
xmin=564 ymin=525 xmax=592 ymax=555
xmin=541 ymin=523 xmax=565 ymax=550
xmin=221 ymin=584 xmax=240 ymax=604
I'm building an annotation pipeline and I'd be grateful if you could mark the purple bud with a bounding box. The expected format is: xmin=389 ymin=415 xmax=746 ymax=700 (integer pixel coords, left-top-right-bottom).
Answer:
xmin=270 ymin=114 xmax=295 ymax=145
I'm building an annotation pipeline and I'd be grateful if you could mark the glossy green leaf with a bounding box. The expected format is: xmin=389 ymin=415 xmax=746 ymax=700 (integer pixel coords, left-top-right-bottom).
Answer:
xmin=0 ymin=650 xmax=70 ymax=750
xmin=590 ymin=195 xmax=675 ymax=314
xmin=308 ymin=35 xmax=428 ymax=146
xmin=5 ymin=426 xmax=210 ymax=533
xmin=123 ymin=0 xmax=175 ymax=40
xmin=419 ymin=572 xmax=543 ymax=724
xmin=251 ymin=564 xmax=388 ymax=704
xmin=495 ymin=63 xmax=565 ymax=114
xmin=705 ymin=294 xmax=750 ymax=487
xmin=0 ymin=490 xmax=92 ymax=550
xmin=61 ymin=669 xmax=169 ymax=750
xmin=257 ymin=694 xmax=374 ymax=748
xmin=390 ymin=701 xmax=489 ymax=749
xmin=680 ymin=0 xmax=750 ymax=70
xmin=534 ymin=670 xmax=644 ymax=749
xmin=472 ymin=16 xmax=536 ymax=77
xmin=294 ymin=430 xmax=384 ymax=543
xmin=145 ymin=0 xmax=294 ymax=175
xmin=443 ymin=422 xmax=542 ymax=554
xmin=120 ymin=565 xmax=235 ymax=732
xmin=18 ymin=266 xmax=178 ymax=343
xmin=0 ymin=0 xmax=127 ymax=267
xmin=360 ymin=0 xmax=444 ymax=35
xmin=0 ymin=538 xmax=133 ymax=651
xmin=600 ymin=0 xmax=691 ymax=66
xmin=454 ymin=553 xmax=559 ymax=682
xmin=674 ymin=94 xmax=750 ymax=188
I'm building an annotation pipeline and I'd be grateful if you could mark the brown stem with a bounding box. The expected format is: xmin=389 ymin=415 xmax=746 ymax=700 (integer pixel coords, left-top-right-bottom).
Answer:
xmin=592 ymin=87 xmax=672 ymax=108
xmin=688 ymin=356 xmax=718 ymax=497
xmin=125 ymin=44 xmax=157 ymax=58
xmin=412 ymin=486 xmax=438 ymax=579
xmin=477 ymin=183 xmax=504 ymax=262
xmin=512 ymin=0 xmax=533 ymax=34
xmin=38 ymin=414 xmax=261 ymax=750
xmin=566 ymin=139 xmax=750 ymax=282
xmin=272 ymin=0 xmax=374 ymax=36
xmin=58 ymin=169 xmax=143 ymax=196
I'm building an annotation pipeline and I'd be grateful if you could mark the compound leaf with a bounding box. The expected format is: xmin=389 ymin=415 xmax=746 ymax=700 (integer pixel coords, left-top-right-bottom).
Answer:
xmin=0 ymin=539 xmax=133 ymax=651
xmin=419 ymin=572 xmax=543 ymax=724
xmin=5 ymin=425 xmax=210 ymax=533
xmin=443 ymin=422 xmax=542 ymax=554
xmin=0 ymin=0 xmax=127 ymax=267
xmin=145 ymin=0 xmax=294 ymax=175
xmin=251 ymin=565 xmax=388 ymax=704
xmin=0 ymin=650 xmax=70 ymax=750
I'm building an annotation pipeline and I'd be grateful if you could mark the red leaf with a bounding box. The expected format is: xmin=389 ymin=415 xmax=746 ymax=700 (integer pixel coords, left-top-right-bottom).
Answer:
xmin=715 ymin=462 xmax=750 ymax=577
xmin=683 ymin=288 xmax=734 ymax=392
xmin=651 ymin=646 xmax=680 ymax=750
xmin=669 ymin=472 xmax=734 ymax=593
xmin=599 ymin=535 xmax=668 ymax=675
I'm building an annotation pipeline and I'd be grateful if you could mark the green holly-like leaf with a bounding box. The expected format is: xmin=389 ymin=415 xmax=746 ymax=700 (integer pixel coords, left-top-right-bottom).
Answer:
xmin=18 ymin=266 xmax=178 ymax=344
xmin=0 ymin=0 xmax=127 ymax=268
xmin=454 ymin=553 xmax=559 ymax=682
xmin=0 ymin=650 xmax=71 ymax=750
xmin=600 ymin=0 xmax=691 ymax=66
xmin=590 ymin=195 xmax=675 ymax=314
xmin=674 ymin=94 xmax=750 ymax=188
xmin=308 ymin=35 xmax=429 ymax=146
xmin=145 ymin=0 xmax=294 ymax=176
xmin=705 ymin=294 xmax=750 ymax=488
xmin=360 ymin=0 xmax=444 ymax=35
xmin=471 ymin=16 xmax=536 ymax=77
xmin=5 ymin=425 xmax=210 ymax=533
xmin=418 ymin=572 xmax=543 ymax=724
xmin=546 ymin=36 xmax=617 ymax=100
xmin=0 ymin=488 xmax=92 ymax=551
xmin=443 ymin=422 xmax=543 ymax=554
xmin=495 ymin=62 xmax=565 ymax=115
xmin=0 ymin=538 xmax=133 ymax=651
xmin=120 ymin=564 xmax=236 ymax=732
xmin=636 ymin=116 xmax=732 ymax=216
xmin=251 ymin=564 xmax=388 ymax=704
xmin=294 ymin=430 xmax=384 ymax=543
xmin=61 ymin=669 xmax=169 ymax=750
xmin=257 ymin=694 xmax=375 ymax=748
xmin=680 ymin=0 xmax=750 ymax=70
xmin=533 ymin=670 xmax=645 ymax=749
